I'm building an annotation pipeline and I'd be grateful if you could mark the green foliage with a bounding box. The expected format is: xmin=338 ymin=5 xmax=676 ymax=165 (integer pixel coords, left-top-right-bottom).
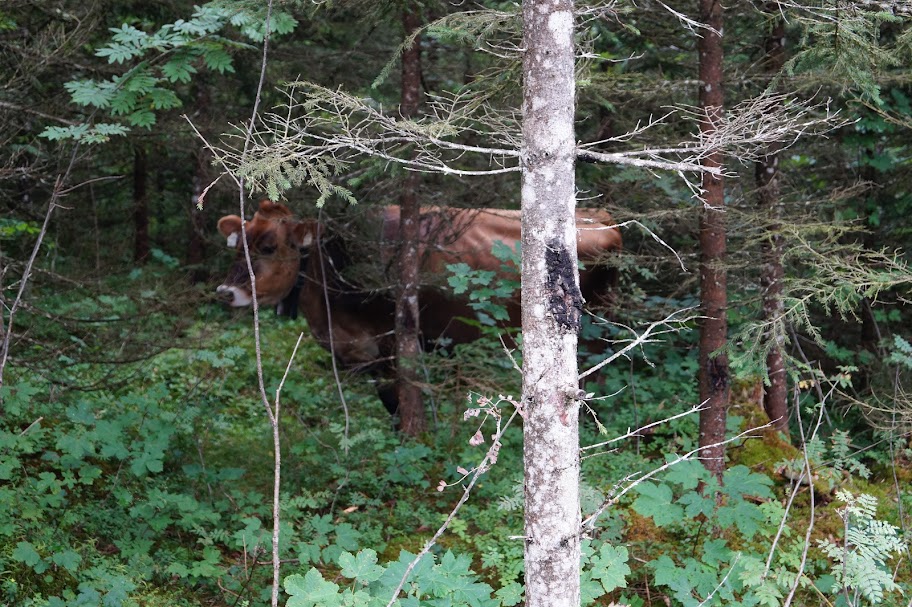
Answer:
xmin=776 ymin=428 xmax=871 ymax=492
xmin=40 ymin=2 xmax=296 ymax=142
xmin=446 ymin=240 xmax=520 ymax=325
xmin=885 ymin=335 xmax=912 ymax=369
xmin=788 ymin=7 xmax=904 ymax=104
xmin=628 ymin=463 xmax=793 ymax=606
xmin=0 ymin=319 xmax=316 ymax=606
xmin=818 ymin=492 xmax=907 ymax=605
xmin=581 ymin=541 xmax=631 ymax=604
xmin=283 ymin=549 xmax=500 ymax=607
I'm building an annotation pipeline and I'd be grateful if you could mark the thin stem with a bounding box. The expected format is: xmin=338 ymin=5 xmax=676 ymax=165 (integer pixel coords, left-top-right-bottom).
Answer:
xmin=385 ymin=406 xmax=519 ymax=607
xmin=317 ymin=208 xmax=351 ymax=454
xmin=0 ymin=137 xmax=81 ymax=388
xmin=230 ymin=2 xmax=280 ymax=605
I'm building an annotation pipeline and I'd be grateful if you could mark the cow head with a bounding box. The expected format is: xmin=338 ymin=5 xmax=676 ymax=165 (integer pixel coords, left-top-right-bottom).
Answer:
xmin=216 ymin=200 xmax=315 ymax=308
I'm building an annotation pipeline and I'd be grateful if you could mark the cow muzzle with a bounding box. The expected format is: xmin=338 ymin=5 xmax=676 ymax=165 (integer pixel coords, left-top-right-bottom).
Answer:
xmin=216 ymin=284 xmax=253 ymax=307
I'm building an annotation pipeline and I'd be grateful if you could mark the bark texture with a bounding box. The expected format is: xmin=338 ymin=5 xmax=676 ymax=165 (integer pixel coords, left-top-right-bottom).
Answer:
xmin=521 ymin=1 xmax=581 ymax=606
xmin=756 ymin=6 xmax=788 ymax=433
xmin=696 ymin=0 xmax=729 ymax=479
xmin=395 ymin=5 xmax=426 ymax=435
xmin=133 ymin=145 xmax=149 ymax=264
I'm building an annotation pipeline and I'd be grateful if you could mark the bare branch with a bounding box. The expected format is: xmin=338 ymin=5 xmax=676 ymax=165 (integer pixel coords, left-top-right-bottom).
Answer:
xmin=581 ymin=403 xmax=704 ymax=454
xmin=581 ymin=420 xmax=775 ymax=531
xmin=385 ymin=399 xmax=520 ymax=607
xmin=579 ymin=308 xmax=699 ymax=380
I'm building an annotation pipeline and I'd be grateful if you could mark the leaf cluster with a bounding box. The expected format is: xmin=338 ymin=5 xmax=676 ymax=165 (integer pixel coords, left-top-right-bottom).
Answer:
xmin=818 ymin=491 xmax=907 ymax=604
xmin=40 ymin=2 xmax=297 ymax=142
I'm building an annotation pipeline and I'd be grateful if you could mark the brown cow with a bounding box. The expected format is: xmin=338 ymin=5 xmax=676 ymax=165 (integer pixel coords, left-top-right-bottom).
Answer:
xmin=216 ymin=201 xmax=621 ymax=415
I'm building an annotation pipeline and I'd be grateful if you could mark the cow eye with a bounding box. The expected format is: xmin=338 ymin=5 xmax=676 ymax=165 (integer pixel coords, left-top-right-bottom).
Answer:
xmin=259 ymin=244 xmax=277 ymax=255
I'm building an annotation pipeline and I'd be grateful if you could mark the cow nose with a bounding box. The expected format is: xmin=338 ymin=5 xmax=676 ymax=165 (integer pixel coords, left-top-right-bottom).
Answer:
xmin=216 ymin=285 xmax=235 ymax=303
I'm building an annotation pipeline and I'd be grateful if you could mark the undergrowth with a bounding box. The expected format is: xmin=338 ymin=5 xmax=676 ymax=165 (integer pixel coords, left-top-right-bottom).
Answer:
xmin=1 ymin=273 xmax=909 ymax=607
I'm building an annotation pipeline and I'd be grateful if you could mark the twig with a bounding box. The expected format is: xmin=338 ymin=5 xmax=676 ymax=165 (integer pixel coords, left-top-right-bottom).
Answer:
xmin=227 ymin=2 xmax=281 ymax=605
xmin=782 ymin=386 xmax=821 ymax=607
xmin=1 ymin=163 xmax=75 ymax=388
xmin=385 ymin=404 xmax=519 ymax=607
xmin=581 ymin=421 xmax=774 ymax=531
xmin=17 ymin=417 xmax=43 ymax=436
xmin=696 ymin=553 xmax=740 ymax=607
xmin=579 ymin=308 xmax=697 ymax=380
xmin=580 ymin=403 xmax=704 ymax=454
xmin=761 ymin=377 xmax=828 ymax=581
xmin=317 ymin=208 xmax=351 ymax=453
xmin=606 ymin=219 xmax=689 ymax=272
xmin=0 ymin=100 xmax=78 ymax=125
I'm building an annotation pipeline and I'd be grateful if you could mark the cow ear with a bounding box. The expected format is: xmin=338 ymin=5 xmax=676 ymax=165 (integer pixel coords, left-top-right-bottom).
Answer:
xmin=291 ymin=221 xmax=318 ymax=248
xmin=259 ymin=199 xmax=291 ymax=215
xmin=218 ymin=215 xmax=243 ymax=247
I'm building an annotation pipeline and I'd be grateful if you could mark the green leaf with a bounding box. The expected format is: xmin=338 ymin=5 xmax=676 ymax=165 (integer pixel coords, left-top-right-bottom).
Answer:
xmin=284 ymin=568 xmax=341 ymax=607
xmin=494 ymin=582 xmax=523 ymax=606
xmin=162 ymin=57 xmax=198 ymax=83
xmin=65 ymin=80 xmax=114 ymax=109
xmin=700 ymin=539 xmax=730 ymax=567
xmin=339 ymin=549 xmax=385 ymax=583
xmin=632 ymin=482 xmax=683 ymax=527
xmin=380 ymin=550 xmax=435 ymax=589
xmin=123 ymin=71 xmax=158 ymax=93
xmin=109 ymin=23 xmax=149 ymax=46
xmin=679 ymin=489 xmax=715 ymax=520
xmin=51 ymin=549 xmax=82 ymax=572
xmin=717 ymin=499 xmax=765 ymax=539
xmin=110 ymin=89 xmax=139 ymax=116
xmin=663 ymin=458 xmax=707 ymax=491
xmin=147 ymin=88 xmax=181 ymax=110
xmin=589 ymin=543 xmax=630 ymax=594
xmin=653 ymin=555 xmax=693 ymax=601
xmin=12 ymin=541 xmax=42 ymax=567
xmin=332 ymin=522 xmax=360 ymax=551
xmin=128 ymin=109 xmax=156 ymax=129
xmin=721 ymin=465 xmax=774 ymax=500
xmin=167 ymin=561 xmax=190 ymax=578
xmin=96 ymin=42 xmax=139 ymax=64
xmin=202 ymin=47 xmax=234 ymax=74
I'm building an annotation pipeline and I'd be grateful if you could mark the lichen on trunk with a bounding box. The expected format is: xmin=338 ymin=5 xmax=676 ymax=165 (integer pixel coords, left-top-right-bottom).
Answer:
xmin=520 ymin=1 xmax=582 ymax=605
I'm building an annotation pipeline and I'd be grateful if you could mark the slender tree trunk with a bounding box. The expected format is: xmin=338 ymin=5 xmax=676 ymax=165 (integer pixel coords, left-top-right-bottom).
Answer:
xmin=756 ymin=6 xmax=788 ymax=433
xmin=188 ymin=83 xmax=211 ymax=283
xmin=696 ymin=0 xmax=729 ymax=479
xmin=188 ymin=149 xmax=209 ymax=283
xmin=521 ymin=1 xmax=581 ymax=605
xmin=133 ymin=145 xmax=150 ymax=264
xmin=395 ymin=5 xmax=426 ymax=435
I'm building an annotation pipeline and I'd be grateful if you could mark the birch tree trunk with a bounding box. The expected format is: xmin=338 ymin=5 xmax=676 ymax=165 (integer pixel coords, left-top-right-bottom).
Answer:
xmin=395 ymin=4 xmax=427 ymax=435
xmin=696 ymin=0 xmax=729 ymax=479
xmin=756 ymin=4 xmax=788 ymax=433
xmin=521 ymin=1 xmax=581 ymax=605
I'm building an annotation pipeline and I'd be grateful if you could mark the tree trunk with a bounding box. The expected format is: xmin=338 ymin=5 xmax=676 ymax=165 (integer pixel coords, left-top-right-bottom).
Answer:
xmin=133 ymin=145 xmax=150 ymax=264
xmin=188 ymin=82 xmax=211 ymax=284
xmin=696 ymin=0 xmax=729 ymax=479
xmin=521 ymin=1 xmax=581 ymax=606
xmin=188 ymin=148 xmax=210 ymax=283
xmin=395 ymin=5 xmax=426 ymax=435
xmin=756 ymin=5 xmax=788 ymax=434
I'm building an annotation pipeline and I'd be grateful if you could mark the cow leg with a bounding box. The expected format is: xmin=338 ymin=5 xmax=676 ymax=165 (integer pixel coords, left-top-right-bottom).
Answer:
xmin=376 ymin=381 xmax=401 ymax=424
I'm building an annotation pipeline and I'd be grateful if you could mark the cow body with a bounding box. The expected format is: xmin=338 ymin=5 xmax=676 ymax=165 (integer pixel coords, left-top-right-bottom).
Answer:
xmin=217 ymin=201 xmax=621 ymax=414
